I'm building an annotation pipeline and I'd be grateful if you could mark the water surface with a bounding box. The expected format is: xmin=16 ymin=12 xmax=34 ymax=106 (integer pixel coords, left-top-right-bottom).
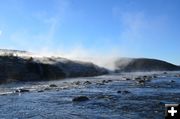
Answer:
xmin=0 ymin=71 xmax=180 ymax=119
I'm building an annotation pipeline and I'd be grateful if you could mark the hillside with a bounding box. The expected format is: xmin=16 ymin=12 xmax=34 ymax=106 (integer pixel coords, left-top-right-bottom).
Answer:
xmin=0 ymin=49 xmax=108 ymax=83
xmin=114 ymin=58 xmax=180 ymax=72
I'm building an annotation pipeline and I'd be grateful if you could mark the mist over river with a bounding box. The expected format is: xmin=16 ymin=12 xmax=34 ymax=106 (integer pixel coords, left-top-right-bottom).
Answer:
xmin=0 ymin=71 xmax=180 ymax=119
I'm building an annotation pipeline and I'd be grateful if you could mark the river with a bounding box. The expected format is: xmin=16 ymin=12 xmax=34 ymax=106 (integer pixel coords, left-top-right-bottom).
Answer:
xmin=0 ymin=71 xmax=180 ymax=119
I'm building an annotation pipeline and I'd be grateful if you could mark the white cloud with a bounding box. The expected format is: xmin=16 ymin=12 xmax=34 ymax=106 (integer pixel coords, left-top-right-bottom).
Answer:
xmin=0 ymin=30 xmax=2 ymax=36
xmin=28 ymin=0 xmax=69 ymax=49
xmin=8 ymin=0 xmax=69 ymax=50
xmin=112 ymin=8 xmax=168 ymax=57
xmin=119 ymin=11 xmax=167 ymax=41
xmin=119 ymin=11 xmax=146 ymax=44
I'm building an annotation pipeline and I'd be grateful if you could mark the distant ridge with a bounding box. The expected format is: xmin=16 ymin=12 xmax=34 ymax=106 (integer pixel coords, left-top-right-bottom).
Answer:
xmin=0 ymin=49 xmax=32 ymax=56
xmin=0 ymin=49 xmax=29 ymax=53
xmin=115 ymin=58 xmax=180 ymax=72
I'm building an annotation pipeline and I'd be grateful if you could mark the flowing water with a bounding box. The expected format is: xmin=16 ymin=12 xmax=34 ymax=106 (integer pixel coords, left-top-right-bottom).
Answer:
xmin=0 ymin=71 xmax=180 ymax=119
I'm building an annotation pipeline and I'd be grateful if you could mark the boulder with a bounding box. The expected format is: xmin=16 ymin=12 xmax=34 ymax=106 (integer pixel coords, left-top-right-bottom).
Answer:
xmin=83 ymin=81 xmax=92 ymax=85
xmin=117 ymin=90 xmax=131 ymax=94
xmin=15 ymin=89 xmax=30 ymax=93
xmin=49 ymin=84 xmax=58 ymax=87
xmin=72 ymin=96 xmax=89 ymax=102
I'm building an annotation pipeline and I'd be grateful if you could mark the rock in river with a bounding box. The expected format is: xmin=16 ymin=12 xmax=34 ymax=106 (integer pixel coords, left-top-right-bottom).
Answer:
xmin=83 ymin=81 xmax=92 ymax=85
xmin=49 ymin=84 xmax=58 ymax=87
xmin=72 ymin=96 xmax=89 ymax=102
xmin=117 ymin=90 xmax=131 ymax=94
xmin=15 ymin=89 xmax=30 ymax=93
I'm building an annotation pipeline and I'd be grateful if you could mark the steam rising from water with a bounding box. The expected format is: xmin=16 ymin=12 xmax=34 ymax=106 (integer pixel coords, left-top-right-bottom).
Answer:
xmin=33 ymin=48 xmax=120 ymax=70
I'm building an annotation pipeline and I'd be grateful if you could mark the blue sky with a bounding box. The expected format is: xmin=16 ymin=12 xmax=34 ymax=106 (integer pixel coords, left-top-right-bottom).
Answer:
xmin=0 ymin=0 xmax=180 ymax=64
